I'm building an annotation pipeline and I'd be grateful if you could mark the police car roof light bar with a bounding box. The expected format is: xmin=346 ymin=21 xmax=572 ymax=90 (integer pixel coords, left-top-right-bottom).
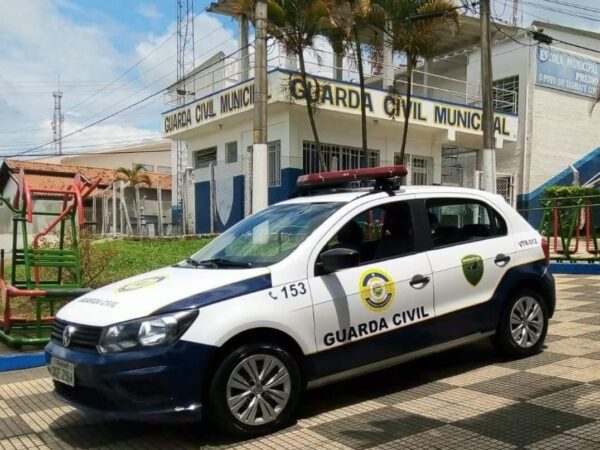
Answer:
xmin=297 ymin=165 xmax=407 ymax=195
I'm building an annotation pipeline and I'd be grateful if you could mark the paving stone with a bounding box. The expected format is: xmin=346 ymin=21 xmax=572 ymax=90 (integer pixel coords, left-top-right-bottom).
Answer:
xmin=0 ymin=275 xmax=597 ymax=449
xmin=454 ymin=403 xmax=594 ymax=447
xmin=467 ymin=371 xmax=581 ymax=401
xmin=530 ymin=384 xmax=600 ymax=419
xmin=310 ymin=407 xmax=443 ymax=450
xmin=0 ymin=415 xmax=35 ymax=440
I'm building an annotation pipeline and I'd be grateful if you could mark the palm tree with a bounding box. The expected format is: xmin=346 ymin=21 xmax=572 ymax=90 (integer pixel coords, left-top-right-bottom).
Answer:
xmin=115 ymin=164 xmax=151 ymax=233
xmin=236 ymin=0 xmax=331 ymax=172
xmin=375 ymin=0 xmax=459 ymax=164
xmin=115 ymin=164 xmax=152 ymax=188
xmin=326 ymin=0 xmax=377 ymax=168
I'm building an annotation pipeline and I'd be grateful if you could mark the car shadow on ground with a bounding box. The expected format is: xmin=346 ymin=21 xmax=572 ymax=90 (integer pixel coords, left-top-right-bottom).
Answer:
xmin=48 ymin=339 xmax=531 ymax=449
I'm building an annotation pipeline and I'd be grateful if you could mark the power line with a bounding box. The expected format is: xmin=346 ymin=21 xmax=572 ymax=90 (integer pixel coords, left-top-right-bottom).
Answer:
xmin=1 ymin=148 xmax=171 ymax=160
xmin=65 ymin=30 xmax=177 ymax=114
xmin=14 ymin=43 xmax=251 ymax=157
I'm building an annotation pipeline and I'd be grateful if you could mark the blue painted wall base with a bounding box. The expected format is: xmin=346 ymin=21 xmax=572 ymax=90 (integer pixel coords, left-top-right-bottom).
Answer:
xmin=550 ymin=262 xmax=600 ymax=275
xmin=0 ymin=353 xmax=46 ymax=372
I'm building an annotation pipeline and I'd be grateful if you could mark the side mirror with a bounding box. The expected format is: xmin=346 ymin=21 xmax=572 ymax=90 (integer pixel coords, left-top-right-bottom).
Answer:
xmin=318 ymin=248 xmax=360 ymax=274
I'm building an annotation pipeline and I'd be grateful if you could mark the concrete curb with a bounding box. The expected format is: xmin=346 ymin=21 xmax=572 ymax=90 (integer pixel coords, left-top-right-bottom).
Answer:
xmin=0 ymin=353 xmax=45 ymax=372
xmin=551 ymin=263 xmax=600 ymax=275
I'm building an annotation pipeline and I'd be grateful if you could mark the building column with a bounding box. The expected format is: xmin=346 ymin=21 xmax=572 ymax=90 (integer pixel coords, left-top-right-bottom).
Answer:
xmin=334 ymin=52 xmax=343 ymax=81
xmin=239 ymin=15 xmax=249 ymax=81
xmin=382 ymin=17 xmax=394 ymax=90
xmin=281 ymin=43 xmax=297 ymax=70
xmin=423 ymin=57 xmax=433 ymax=97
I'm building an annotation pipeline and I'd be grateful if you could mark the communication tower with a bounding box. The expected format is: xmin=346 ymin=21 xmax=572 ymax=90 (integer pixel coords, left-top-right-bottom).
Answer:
xmin=176 ymin=0 xmax=195 ymax=233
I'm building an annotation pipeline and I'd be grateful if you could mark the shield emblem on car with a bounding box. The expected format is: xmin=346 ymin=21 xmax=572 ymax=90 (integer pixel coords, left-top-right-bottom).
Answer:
xmin=461 ymin=255 xmax=484 ymax=286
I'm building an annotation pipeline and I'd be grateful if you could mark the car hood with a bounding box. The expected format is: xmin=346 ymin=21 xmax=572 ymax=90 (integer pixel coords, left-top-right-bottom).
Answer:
xmin=56 ymin=265 xmax=271 ymax=327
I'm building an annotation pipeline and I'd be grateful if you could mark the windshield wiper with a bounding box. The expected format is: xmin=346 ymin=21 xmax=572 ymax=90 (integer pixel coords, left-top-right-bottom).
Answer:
xmin=197 ymin=258 xmax=252 ymax=268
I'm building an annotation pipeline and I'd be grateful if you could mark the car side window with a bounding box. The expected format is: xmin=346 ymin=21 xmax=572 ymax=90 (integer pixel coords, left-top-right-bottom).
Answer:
xmin=320 ymin=202 xmax=414 ymax=266
xmin=426 ymin=198 xmax=507 ymax=248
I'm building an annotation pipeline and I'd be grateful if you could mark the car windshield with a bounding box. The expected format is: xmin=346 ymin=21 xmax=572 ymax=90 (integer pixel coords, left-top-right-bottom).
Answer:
xmin=188 ymin=202 xmax=342 ymax=268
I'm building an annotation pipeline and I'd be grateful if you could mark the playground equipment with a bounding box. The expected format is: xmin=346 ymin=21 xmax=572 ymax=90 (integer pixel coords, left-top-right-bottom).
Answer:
xmin=539 ymin=195 xmax=600 ymax=262
xmin=0 ymin=169 xmax=100 ymax=347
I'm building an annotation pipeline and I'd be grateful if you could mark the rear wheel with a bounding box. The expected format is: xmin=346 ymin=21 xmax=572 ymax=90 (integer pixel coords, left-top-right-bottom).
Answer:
xmin=494 ymin=290 xmax=548 ymax=357
xmin=208 ymin=342 xmax=302 ymax=437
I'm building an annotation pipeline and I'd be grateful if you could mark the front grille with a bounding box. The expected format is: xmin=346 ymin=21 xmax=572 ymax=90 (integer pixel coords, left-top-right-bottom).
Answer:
xmin=51 ymin=318 xmax=103 ymax=352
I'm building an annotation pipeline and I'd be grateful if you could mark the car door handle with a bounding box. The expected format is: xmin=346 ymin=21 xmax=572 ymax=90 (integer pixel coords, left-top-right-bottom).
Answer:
xmin=409 ymin=274 xmax=430 ymax=288
xmin=495 ymin=253 xmax=511 ymax=266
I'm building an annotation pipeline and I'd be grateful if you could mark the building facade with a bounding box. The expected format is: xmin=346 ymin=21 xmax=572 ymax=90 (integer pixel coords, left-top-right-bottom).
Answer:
xmin=162 ymin=16 xmax=600 ymax=234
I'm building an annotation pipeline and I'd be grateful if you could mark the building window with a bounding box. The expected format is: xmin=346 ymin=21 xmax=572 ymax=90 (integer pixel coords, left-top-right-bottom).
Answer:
xmin=226 ymin=141 xmax=238 ymax=164
xmin=493 ymin=75 xmax=519 ymax=114
xmin=134 ymin=163 xmax=154 ymax=172
xmin=393 ymin=153 xmax=432 ymax=186
xmin=157 ymin=165 xmax=171 ymax=173
xmin=268 ymin=140 xmax=281 ymax=187
xmin=194 ymin=146 xmax=217 ymax=169
xmin=302 ymin=141 xmax=380 ymax=174
xmin=412 ymin=156 xmax=432 ymax=185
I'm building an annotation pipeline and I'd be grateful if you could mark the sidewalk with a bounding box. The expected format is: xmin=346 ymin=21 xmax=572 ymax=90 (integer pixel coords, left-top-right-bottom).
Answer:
xmin=0 ymin=275 xmax=599 ymax=449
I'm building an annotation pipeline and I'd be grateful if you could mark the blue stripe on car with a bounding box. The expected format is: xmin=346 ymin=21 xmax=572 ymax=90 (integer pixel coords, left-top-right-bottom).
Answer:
xmin=304 ymin=259 xmax=554 ymax=381
xmin=153 ymin=273 xmax=272 ymax=315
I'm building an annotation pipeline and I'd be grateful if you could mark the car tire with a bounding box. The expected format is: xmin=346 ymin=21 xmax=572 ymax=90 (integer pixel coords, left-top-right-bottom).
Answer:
xmin=207 ymin=342 xmax=302 ymax=437
xmin=493 ymin=289 xmax=549 ymax=358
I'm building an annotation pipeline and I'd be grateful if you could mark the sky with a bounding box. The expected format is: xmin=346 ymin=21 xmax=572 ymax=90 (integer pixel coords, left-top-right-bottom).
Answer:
xmin=0 ymin=0 xmax=598 ymax=159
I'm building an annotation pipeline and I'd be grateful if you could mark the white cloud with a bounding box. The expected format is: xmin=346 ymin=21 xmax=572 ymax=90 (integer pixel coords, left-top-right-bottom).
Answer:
xmin=138 ymin=3 xmax=163 ymax=21
xmin=0 ymin=2 xmax=238 ymax=158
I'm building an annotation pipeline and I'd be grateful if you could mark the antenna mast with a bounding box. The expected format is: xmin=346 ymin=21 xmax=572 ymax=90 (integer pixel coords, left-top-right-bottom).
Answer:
xmin=512 ymin=0 xmax=521 ymax=27
xmin=52 ymin=78 xmax=64 ymax=156
xmin=176 ymin=0 xmax=195 ymax=234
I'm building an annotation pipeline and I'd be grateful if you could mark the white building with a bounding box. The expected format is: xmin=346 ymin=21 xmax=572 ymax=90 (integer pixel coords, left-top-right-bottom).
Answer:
xmin=161 ymin=14 xmax=600 ymax=233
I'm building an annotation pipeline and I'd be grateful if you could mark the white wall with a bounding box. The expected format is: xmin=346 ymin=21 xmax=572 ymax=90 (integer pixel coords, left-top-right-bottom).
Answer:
xmin=524 ymin=27 xmax=600 ymax=192
xmin=59 ymin=142 xmax=172 ymax=171
xmin=289 ymin=107 xmax=445 ymax=184
xmin=467 ymin=37 xmax=530 ymax=182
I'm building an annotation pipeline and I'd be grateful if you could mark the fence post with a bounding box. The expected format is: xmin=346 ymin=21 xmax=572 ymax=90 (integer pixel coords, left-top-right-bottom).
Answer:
xmin=209 ymin=162 xmax=216 ymax=234
xmin=112 ymin=183 xmax=117 ymax=237
xmin=157 ymin=183 xmax=163 ymax=237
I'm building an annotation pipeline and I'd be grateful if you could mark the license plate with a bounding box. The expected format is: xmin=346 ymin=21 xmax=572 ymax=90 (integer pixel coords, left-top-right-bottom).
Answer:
xmin=49 ymin=357 xmax=75 ymax=387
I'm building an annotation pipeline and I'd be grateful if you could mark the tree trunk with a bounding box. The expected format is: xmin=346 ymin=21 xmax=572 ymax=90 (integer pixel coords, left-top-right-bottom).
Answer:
xmin=298 ymin=49 xmax=328 ymax=172
xmin=399 ymin=55 xmax=413 ymax=165
xmin=355 ymin=29 xmax=368 ymax=168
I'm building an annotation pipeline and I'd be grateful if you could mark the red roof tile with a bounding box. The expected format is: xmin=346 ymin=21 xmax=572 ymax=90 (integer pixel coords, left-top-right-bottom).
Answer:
xmin=4 ymin=159 xmax=171 ymax=191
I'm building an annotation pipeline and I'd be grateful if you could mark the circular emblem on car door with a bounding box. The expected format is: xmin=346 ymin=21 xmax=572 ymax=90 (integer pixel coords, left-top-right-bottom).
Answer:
xmin=359 ymin=268 xmax=396 ymax=312
xmin=117 ymin=275 xmax=167 ymax=293
xmin=62 ymin=325 xmax=75 ymax=347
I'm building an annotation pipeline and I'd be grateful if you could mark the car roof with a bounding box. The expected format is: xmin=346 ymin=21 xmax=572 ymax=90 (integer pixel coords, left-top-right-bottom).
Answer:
xmin=280 ymin=186 xmax=506 ymax=205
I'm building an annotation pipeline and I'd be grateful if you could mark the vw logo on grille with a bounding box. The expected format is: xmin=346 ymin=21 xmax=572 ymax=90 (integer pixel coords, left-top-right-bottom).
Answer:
xmin=62 ymin=325 xmax=75 ymax=347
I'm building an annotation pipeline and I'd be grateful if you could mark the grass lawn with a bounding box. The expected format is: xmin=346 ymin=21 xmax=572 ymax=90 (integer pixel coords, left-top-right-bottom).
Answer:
xmin=91 ymin=237 xmax=213 ymax=287
xmin=0 ymin=237 xmax=213 ymax=319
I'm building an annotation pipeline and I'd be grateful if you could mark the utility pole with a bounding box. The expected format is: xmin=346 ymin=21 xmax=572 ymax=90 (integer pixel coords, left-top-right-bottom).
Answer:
xmin=252 ymin=0 xmax=269 ymax=213
xmin=176 ymin=0 xmax=195 ymax=233
xmin=52 ymin=79 xmax=64 ymax=156
xmin=480 ymin=0 xmax=496 ymax=193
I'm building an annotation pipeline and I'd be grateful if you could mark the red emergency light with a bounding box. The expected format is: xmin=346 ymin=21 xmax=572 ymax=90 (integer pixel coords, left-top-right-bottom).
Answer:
xmin=297 ymin=165 xmax=407 ymax=189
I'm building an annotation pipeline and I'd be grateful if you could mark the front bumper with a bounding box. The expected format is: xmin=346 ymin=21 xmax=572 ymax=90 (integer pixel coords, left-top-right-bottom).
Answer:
xmin=45 ymin=339 xmax=217 ymax=422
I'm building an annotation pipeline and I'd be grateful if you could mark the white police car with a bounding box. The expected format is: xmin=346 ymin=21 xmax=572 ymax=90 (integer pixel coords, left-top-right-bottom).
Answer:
xmin=46 ymin=166 xmax=554 ymax=437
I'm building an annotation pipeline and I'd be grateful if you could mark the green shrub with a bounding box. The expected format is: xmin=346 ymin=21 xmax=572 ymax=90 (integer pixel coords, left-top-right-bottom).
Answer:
xmin=540 ymin=185 xmax=600 ymax=238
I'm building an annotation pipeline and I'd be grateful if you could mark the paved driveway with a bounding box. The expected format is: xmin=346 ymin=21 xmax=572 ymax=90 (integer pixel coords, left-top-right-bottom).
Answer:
xmin=1 ymin=275 xmax=600 ymax=449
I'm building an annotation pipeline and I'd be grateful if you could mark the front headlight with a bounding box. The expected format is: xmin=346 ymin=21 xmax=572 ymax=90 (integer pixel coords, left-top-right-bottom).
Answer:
xmin=97 ymin=310 xmax=198 ymax=354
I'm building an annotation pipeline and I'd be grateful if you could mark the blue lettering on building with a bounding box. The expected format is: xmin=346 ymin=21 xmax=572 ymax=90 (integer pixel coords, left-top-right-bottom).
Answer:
xmin=536 ymin=47 xmax=599 ymax=98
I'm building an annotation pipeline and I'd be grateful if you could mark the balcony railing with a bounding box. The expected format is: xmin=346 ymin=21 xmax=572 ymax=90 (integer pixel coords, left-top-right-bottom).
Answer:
xmin=164 ymin=45 xmax=518 ymax=114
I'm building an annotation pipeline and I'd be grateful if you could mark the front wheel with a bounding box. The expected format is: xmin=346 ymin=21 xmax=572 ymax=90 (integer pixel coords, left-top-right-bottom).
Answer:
xmin=493 ymin=290 xmax=548 ymax=358
xmin=208 ymin=342 xmax=302 ymax=437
